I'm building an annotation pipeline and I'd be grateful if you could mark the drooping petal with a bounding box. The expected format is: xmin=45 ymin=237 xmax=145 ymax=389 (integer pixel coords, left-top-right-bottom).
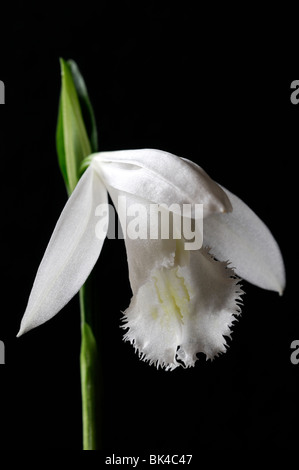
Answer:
xmin=18 ymin=167 xmax=108 ymax=336
xmin=203 ymin=186 xmax=286 ymax=294
xmin=122 ymin=245 xmax=243 ymax=370
xmin=91 ymin=149 xmax=232 ymax=217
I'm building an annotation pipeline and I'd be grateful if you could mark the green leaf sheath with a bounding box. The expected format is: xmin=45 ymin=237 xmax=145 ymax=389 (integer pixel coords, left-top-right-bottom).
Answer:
xmin=68 ymin=60 xmax=98 ymax=153
xmin=56 ymin=99 xmax=68 ymax=191
xmin=56 ymin=58 xmax=93 ymax=194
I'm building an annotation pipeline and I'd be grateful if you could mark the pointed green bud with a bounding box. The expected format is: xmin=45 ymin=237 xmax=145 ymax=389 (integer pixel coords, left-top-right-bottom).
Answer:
xmin=56 ymin=58 xmax=97 ymax=195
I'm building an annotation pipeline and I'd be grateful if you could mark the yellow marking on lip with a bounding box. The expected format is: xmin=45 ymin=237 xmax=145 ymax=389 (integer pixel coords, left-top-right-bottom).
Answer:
xmin=152 ymin=267 xmax=191 ymax=329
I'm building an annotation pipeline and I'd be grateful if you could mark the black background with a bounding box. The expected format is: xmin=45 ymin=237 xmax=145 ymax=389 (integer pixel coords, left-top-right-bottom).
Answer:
xmin=0 ymin=1 xmax=297 ymax=457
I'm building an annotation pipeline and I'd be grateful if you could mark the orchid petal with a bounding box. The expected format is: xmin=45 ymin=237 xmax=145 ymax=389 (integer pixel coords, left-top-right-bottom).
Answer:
xmin=109 ymin=188 xmax=242 ymax=370
xmin=92 ymin=149 xmax=232 ymax=216
xmin=122 ymin=244 xmax=243 ymax=370
xmin=18 ymin=167 xmax=108 ymax=336
xmin=108 ymin=188 xmax=177 ymax=293
xmin=176 ymin=248 xmax=243 ymax=366
xmin=203 ymin=186 xmax=286 ymax=294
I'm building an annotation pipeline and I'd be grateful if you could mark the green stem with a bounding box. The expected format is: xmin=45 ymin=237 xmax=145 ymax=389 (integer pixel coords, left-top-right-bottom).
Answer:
xmin=56 ymin=57 xmax=101 ymax=450
xmin=79 ymin=277 xmax=102 ymax=450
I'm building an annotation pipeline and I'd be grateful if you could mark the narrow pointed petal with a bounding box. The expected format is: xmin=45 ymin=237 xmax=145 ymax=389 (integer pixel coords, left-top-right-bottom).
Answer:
xmin=92 ymin=149 xmax=232 ymax=216
xmin=18 ymin=167 xmax=108 ymax=336
xmin=203 ymin=186 xmax=286 ymax=294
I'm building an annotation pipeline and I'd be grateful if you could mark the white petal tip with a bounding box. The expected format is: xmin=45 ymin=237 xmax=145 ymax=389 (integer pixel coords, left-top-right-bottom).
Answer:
xmin=278 ymin=286 xmax=285 ymax=297
xmin=271 ymin=273 xmax=286 ymax=296
xmin=16 ymin=320 xmax=31 ymax=337
xmin=16 ymin=326 xmax=25 ymax=338
xmin=204 ymin=186 xmax=286 ymax=295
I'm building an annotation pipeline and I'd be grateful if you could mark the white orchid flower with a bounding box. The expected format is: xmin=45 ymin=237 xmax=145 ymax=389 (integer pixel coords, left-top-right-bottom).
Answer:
xmin=18 ymin=148 xmax=285 ymax=370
